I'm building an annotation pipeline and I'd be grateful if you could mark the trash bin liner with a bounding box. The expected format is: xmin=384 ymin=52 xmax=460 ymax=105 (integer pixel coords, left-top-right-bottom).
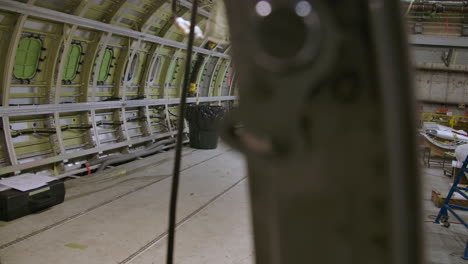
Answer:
xmin=186 ymin=105 xmax=225 ymax=149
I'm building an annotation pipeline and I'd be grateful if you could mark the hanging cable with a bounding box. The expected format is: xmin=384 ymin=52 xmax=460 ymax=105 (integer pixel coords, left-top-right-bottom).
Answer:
xmin=406 ymin=0 xmax=415 ymax=15
xmin=172 ymin=0 xmax=178 ymax=18
xmin=166 ymin=1 xmax=198 ymax=264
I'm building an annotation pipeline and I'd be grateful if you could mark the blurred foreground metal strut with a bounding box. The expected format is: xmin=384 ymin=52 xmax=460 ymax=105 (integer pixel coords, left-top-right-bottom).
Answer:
xmin=222 ymin=0 xmax=422 ymax=263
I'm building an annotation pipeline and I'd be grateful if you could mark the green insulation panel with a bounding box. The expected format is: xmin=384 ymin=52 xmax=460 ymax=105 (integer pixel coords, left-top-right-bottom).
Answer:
xmin=13 ymin=37 xmax=42 ymax=80
xmin=62 ymin=44 xmax=82 ymax=81
xmin=97 ymin=48 xmax=113 ymax=82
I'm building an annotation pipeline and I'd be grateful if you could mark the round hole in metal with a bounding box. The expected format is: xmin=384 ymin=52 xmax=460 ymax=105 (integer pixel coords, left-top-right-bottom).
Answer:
xmin=258 ymin=7 xmax=307 ymax=59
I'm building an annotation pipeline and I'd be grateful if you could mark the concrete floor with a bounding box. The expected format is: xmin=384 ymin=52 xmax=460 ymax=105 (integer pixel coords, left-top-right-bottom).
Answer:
xmin=0 ymin=144 xmax=466 ymax=263
xmin=0 ymin=144 xmax=253 ymax=264
xmin=422 ymin=166 xmax=468 ymax=264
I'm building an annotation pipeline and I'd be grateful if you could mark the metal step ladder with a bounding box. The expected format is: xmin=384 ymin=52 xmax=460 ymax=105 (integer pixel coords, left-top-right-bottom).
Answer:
xmin=434 ymin=155 xmax=468 ymax=259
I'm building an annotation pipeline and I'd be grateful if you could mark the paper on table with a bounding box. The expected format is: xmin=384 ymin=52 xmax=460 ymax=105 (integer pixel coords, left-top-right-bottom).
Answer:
xmin=0 ymin=184 xmax=11 ymax=192
xmin=453 ymin=192 xmax=467 ymax=200
xmin=0 ymin=174 xmax=56 ymax=192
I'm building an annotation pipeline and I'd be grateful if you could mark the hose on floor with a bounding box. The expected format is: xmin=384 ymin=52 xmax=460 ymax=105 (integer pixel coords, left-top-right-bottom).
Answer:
xmin=95 ymin=138 xmax=175 ymax=173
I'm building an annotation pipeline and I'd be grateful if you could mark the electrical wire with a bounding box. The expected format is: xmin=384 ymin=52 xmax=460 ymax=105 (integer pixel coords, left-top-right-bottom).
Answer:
xmin=166 ymin=1 xmax=198 ymax=264
xmin=172 ymin=0 xmax=178 ymax=18
xmin=168 ymin=109 xmax=179 ymax=117
xmin=406 ymin=0 xmax=416 ymax=15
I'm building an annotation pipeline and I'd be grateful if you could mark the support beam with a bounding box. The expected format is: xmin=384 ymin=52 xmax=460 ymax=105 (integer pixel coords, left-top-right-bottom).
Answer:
xmin=196 ymin=55 xmax=211 ymax=97
xmin=90 ymin=33 xmax=113 ymax=148
xmin=208 ymin=58 xmax=223 ymax=97
xmin=119 ymin=39 xmax=141 ymax=143
xmin=0 ymin=131 xmax=176 ymax=176
xmin=216 ymin=60 xmax=231 ymax=99
xmin=0 ymin=96 xmax=237 ymax=176
xmin=139 ymin=0 xmax=170 ymax=31
xmin=0 ymin=0 xmax=229 ymax=59
xmin=136 ymin=2 xmax=171 ymax=139
xmin=141 ymin=46 xmax=164 ymax=137
xmin=0 ymin=0 xmax=36 ymax=169
xmin=0 ymin=96 xmax=238 ymax=117
xmin=51 ymin=3 xmax=93 ymax=159
xmin=409 ymin=34 xmax=468 ymax=48
xmin=228 ymin=71 xmax=236 ymax=96
xmin=416 ymin=62 xmax=468 ymax=72
xmin=54 ymin=1 xmax=92 ymax=103
xmin=163 ymin=49 xmax=183 ymax=98
xmin=179 ymin=0 xmax=210 ymax=18
xmin=122 ymin=40 xmax=141 ymax=101
xmin=208 ymin=48 xmax=232 ymax=97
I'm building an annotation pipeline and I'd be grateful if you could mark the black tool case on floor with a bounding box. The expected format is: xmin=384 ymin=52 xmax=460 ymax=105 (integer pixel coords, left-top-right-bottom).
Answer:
xmin=0 ymin=180 xmax=65 ymax=221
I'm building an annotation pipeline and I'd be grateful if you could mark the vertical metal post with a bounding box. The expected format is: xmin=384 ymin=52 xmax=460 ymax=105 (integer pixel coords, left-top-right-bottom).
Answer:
xmin=164 ymin=49 xmax=182 ymax=98
xmin=0 ymin=0 xmax=36 ymax=168
xmin=51 ymin=2 xmax=92 ymax=157
xmin=223 ymin=1 xmax=421 ymax=263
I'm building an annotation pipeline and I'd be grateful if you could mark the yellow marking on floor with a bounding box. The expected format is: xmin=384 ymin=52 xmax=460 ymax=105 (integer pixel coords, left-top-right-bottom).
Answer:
xmin=112 ymin=170 xmax=127 ymax=177
xmin=453 ymin=50 xmax=459 ymax=65
xmin=65 ymin=243 xmax=88 ymax=250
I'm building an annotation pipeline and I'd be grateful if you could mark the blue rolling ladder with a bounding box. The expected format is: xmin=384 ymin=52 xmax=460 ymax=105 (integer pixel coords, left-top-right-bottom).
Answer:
xmin=434 ymin=155 xmax=468 ymax=260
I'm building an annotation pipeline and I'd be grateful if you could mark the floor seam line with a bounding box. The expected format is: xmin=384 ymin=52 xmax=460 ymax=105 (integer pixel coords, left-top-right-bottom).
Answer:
xmin=0 ymin=149 xmax=232 ymax=250
xmin=119 ymin=176 xmax=248 ymax=264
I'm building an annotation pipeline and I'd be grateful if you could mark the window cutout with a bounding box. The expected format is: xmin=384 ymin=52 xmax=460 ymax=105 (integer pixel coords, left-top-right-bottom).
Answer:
xmin=13 ymin=37 xmax=42 ymax=80
xmin=62 ymin=43 xmax=82 ymax=82
xmin=123 ymin=53 xmax=140 ymax=82
xmin=97 ymin=48 xmax=113 ymax=82
xmin=149 ymin=56 xmax=161 ymax=84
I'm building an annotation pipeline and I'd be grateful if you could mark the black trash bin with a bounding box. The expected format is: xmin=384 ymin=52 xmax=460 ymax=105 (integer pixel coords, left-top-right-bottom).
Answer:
xmin=186 ymin=105 xmax=225 ymax=149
